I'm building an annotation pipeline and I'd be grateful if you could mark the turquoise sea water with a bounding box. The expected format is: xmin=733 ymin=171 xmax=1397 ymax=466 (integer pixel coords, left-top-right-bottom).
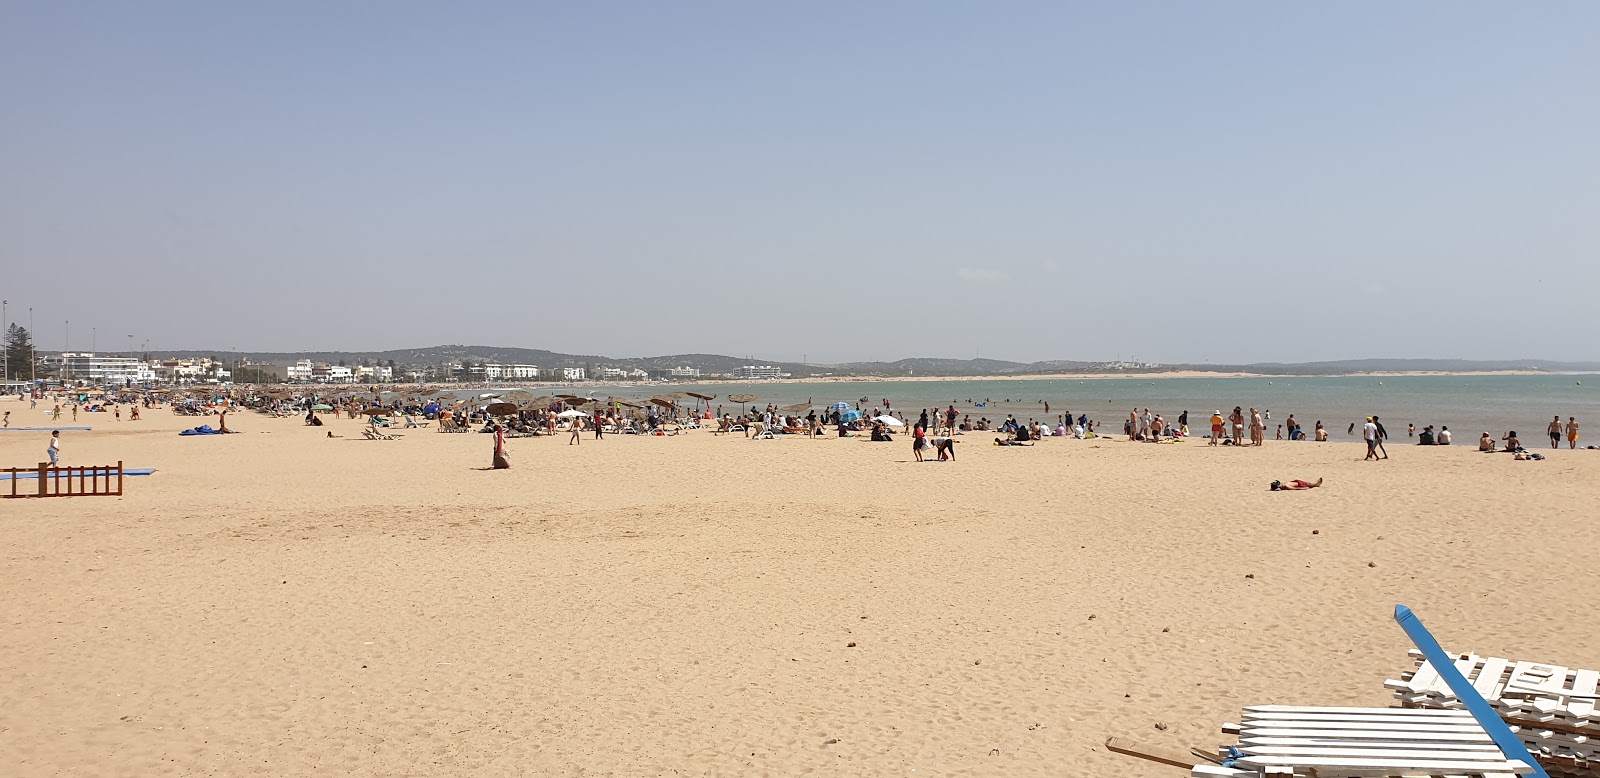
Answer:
xmin=655 ymin=374 xmax=1600 ymax=440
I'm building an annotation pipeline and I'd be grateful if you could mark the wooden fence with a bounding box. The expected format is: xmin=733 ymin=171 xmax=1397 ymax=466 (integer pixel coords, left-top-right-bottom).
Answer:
xmin=4 ymin=461 xmax=124 ymax=499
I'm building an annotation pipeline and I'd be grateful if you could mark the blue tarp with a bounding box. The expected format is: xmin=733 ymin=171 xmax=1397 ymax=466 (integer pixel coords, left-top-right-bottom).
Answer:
xmin=1 ymin=468 xmax=157 ymax=481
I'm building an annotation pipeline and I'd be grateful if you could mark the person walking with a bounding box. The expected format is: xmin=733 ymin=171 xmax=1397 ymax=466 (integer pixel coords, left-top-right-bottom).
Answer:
xmin=2 ymin=410 xmax=8 ymax=428
xmin=1372 ymin=415 xmax=1390 ymax=459
xmin=1548 ymin=415 xmax=1563 ymax=449
xmin=1363 ymin=417 xmax=1379 ymax=461
xmin=1567 ymin=416 xmax=1580 ymax=449
xmin=569 ymin=415 xmax=582 ymax=445
xmin=47 ymin=430 xmax=61 ymax=466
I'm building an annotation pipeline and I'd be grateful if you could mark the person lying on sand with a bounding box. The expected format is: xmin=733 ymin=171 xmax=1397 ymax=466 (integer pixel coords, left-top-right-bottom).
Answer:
xmin=994 ymin=437 xmax=1033 ymax=447
xmin=1270 ymin=478 xmax=1323 ymax=491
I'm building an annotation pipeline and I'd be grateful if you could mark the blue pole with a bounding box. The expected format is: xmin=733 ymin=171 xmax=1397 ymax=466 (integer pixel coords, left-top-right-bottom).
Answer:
xmin=1394 ymin=604 xmax=1548 ymax=778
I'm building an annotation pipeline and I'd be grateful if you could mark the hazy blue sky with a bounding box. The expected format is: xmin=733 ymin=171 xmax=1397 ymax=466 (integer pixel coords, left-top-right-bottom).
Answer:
xmin=3 ymin=2 xmax=1596 ymax=364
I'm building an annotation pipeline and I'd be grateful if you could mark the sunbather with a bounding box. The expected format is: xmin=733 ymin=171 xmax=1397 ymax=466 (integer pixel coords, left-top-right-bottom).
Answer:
xmin=1270 ymin=477 xmax=1323 ymax=491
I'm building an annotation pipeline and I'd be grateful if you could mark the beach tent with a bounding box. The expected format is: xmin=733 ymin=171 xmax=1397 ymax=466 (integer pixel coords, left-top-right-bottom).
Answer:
xmin=872 ymin=415 xmax=904 ymax=426
xmin=557 ymin=409 xmax=589 ymax=418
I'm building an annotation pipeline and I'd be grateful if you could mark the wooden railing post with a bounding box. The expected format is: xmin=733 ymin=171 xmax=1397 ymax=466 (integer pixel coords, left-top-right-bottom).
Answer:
xmin=116 ymin=461 xmax=124 ymax=496
xmin=37 ymin=462 xmax=47 ymax=497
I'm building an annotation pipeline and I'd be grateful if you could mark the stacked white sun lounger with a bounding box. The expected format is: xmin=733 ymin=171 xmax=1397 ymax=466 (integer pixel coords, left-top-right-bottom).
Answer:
xmin=1195 ymin=705 xmax=1535 ymax=778
xmin=1387 ymin=650 xmax=1600 ymax=776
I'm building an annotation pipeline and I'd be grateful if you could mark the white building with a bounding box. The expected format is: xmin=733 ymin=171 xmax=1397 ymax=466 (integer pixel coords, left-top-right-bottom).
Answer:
xmin=561 ymin=367 xmax=586 ymax=381
xmin=354 ymin=365 xmax=393 ymax=382
xmin=600 ymin=367 xmax=627 ymax=380
xmin=47 ymin=353 xmax=146 ymax=383
xmin=732 ymin=365 xmax=784 ymax=380
xmin=286 ymin=359 xmax=315 ymax=381
xmin=669 ymin=366 xmax=702 ymax=379
xmin=508 ymin=364 xmax=539 ymax=379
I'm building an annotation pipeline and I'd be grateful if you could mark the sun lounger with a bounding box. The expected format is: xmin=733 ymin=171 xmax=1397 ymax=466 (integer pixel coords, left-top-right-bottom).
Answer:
xmin=1197 ymin=705 xmax=1535 ymax=778
xmin=1387 ymin=651 xmax=1600 ymax=775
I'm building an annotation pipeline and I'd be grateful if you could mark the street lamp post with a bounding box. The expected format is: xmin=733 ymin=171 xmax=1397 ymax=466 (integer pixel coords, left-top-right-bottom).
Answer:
xmin=29 ymin=307 xmax=35 ymax=386
xmin=3 ymin=299 xmax=8 ymax=384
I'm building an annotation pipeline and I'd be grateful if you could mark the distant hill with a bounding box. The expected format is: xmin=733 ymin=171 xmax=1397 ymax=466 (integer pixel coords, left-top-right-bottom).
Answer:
xmin=126 ymin=345 xmax=1600 ymax=378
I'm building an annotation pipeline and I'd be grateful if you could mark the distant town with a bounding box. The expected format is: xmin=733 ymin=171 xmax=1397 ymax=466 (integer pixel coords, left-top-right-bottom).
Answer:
xmin=4 ymin=351 xmax=795 ymax=388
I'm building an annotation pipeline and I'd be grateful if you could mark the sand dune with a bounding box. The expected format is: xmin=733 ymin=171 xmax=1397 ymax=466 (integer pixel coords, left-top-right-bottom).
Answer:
xmin=2 ymin=399 xmax=1596 ymax=776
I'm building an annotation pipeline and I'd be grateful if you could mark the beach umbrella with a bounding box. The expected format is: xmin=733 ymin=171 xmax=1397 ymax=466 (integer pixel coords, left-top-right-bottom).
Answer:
xmin=362 ymin=407 xmax=390 ymax=416
xmin=479 ymin=392 xmax=501 ymax=399
xmin=728 ymin=393 xmax=757 ymax=414
xmin=872 ymin=415 xmax=904 ymax=426
xmin=841 ymin=410 xmax=863 ymax=423
xmin=780 ymin=401 xmax=814 ymax=414
xmin=557 ymin=409 xmax=589 ymax=418
xmin=685 ymin=392 xmax=715 ymax=401
xmin=312 ymin=404 xmax=333 ymax=411
xmin=649 ymin=397 xmax=675 ymax=408
xmin=829 ymin=402 xmax=853 ymax=412
xmin=485 ymin=402 xmax=519 ymax=416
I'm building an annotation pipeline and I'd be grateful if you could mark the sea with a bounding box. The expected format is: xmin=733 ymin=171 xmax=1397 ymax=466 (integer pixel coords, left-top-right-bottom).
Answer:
xmin=632 ymin=374 xmax=1600 ymax=440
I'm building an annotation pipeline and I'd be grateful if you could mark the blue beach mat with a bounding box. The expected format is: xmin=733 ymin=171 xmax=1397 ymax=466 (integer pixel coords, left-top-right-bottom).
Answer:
xmin=0 ymin=426 xmax=94 ymax=432
xmin=0 ymin=468 xmax=157 ymax=481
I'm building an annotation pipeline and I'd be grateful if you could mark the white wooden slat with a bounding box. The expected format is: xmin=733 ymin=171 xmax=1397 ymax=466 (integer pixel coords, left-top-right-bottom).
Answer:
xmin=1567 ymin=669 xmax=1598 ymax=718
xmin=1474 ymin=656 xmax=1511 ymax=700
xmin=1245 ymin=709 xmax=1473 ymax=720
xmin=1241 ymin=727 xmax=1494 ymax=742
xmin=1408 ymin=659 xmax=1444 ymax=694
xmin=1246 ymin=705 xmax=1476 ymax=717
xmin=1233 ymin=755 xmax=1533 ymax=774
xmin=1243 ymin=713 xmax=1483 ymax=726
xmin=1191 ymin=765 xmax=1253 ymax=778
xmin=1238 ymin=737 xmax=1502 ymax=752
xmin=1240 ymin=745 xmax=1514 ymax=760
xmin=1240 ymin=719 xmax=1491 ymax=734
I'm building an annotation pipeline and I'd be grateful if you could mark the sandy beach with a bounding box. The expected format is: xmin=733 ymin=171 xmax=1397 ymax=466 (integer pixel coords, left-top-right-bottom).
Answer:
xmin=3 ymin=398 xmax=1597 ymax=777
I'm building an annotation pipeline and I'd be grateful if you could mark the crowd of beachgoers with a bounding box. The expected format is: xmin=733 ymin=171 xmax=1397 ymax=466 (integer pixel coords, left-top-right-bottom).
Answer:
xmin=5 ymin=386 xmax=1587 ymax=462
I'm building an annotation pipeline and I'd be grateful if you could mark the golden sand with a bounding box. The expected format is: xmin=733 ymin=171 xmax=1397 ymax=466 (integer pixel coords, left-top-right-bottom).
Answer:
xmin=2 ymin=398 xmax=1597 ymax=776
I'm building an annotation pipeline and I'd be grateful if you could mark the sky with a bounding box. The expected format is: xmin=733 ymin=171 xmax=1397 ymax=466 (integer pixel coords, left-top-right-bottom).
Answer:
xmin=2 ymin=2 xmax=1596 ymax=365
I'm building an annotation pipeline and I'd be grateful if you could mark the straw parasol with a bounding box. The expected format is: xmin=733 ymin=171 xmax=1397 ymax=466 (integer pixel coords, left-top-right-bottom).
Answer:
xmin=728 ymin=393 xmax=757 ymax=414
xmin=780 ymin=401 xmax=814 ymax=414
xmin=685 ymin=391 xmax=715 ymax=401
xmin=361 ymin=407 xmax=390 ymax=416
xmin=485 ymin=402 xmax=519 ymax=416
xmin=648 ymin=397 xmax=675 ymax=408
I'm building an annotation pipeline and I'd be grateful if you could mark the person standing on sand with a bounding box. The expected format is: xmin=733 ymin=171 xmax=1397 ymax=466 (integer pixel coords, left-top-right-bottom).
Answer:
xmin=912 ymin=422 xmax=927 ymax=462
xmin=1229 ymin=407 xmax=1245 ymax=446
xmin=569 ymin=415 xmax=582 ymax=445
xmin=1249 ymin=408 xmax=1264 ymax=446
xmin=1372 ymin=416 xmax=1390 ymax=459
xmin=1363 ymin=417 xmax=1380 ymax=460
xmin=1209 ymin=410 xmax=1224 ymax=446
xmin=47 ymin=430 xmax=60 ymax=466
xmin=945 ymin=405 xmax=958 ymax=436
xmin=1548 ymin=416 xmax=1563 ymax=449
xmin=1567 ymin=417 xmax=1580 ymax=449
xmin=1178 ymin=410 xmax=1188 ymax=436
xmin=2 ymin=410 xmax=8 ymax=428
xmin=492 ymin=426 xmax=510 ymax=469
